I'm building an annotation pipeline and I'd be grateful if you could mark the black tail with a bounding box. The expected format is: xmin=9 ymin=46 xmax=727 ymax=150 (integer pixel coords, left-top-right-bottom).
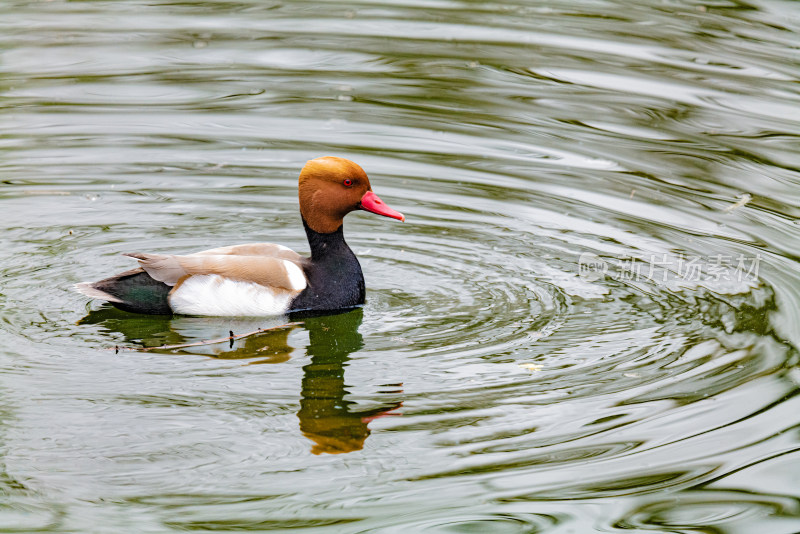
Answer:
xmin=75 ymin=268 xmax=172 ymax=314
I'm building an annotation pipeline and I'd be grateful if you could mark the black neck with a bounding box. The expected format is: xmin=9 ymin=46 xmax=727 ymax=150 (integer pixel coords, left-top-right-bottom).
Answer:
xmin=303 ymin=218 xmax=349 ymax=261
xmin=290 ymin=218 xmax=366 ymax=312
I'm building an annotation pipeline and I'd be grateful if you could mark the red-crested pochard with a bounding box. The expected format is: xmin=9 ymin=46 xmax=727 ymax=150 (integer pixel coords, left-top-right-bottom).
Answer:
xmin=75 ymin=157 xmax=404 ymax=315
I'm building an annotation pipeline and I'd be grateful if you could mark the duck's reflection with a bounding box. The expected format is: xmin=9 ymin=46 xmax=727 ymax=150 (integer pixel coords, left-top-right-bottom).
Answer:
xmin=79 ymin=306 xmax=402 ymax=454
xmin=297 ymin=310 xmax=402 ymax=454
xmin=79 ymin=306 xmax=297 ymax=362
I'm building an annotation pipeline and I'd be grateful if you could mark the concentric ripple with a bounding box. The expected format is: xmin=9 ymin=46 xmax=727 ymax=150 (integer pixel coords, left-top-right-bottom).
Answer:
xmin=2 ymin=0 xmax=800 ymax=532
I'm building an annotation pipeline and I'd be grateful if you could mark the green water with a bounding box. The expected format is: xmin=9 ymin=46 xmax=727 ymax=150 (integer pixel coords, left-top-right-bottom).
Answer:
xmin=2 ymin=0 xmax=800 ymax=532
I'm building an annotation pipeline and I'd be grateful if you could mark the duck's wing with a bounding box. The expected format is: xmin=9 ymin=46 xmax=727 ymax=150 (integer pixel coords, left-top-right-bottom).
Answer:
xmin=124 ymin=252 xmax=308 ymax=291
xmin=190 ymin=243 xmax=304 ymax=263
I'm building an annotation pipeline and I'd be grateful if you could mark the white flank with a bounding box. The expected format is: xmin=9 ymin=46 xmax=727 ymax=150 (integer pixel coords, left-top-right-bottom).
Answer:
xmin=169 ymin=275 xmax=297 ymax=316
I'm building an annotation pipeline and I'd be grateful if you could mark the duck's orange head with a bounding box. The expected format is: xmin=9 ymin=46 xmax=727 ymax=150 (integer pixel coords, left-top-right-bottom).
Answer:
xmin=298 ymin=156 xmax=405 ymax=234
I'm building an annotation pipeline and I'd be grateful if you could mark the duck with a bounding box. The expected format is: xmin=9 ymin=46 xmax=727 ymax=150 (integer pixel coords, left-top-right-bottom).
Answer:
xmin=75 ymin=157 xmax=404 ymax=316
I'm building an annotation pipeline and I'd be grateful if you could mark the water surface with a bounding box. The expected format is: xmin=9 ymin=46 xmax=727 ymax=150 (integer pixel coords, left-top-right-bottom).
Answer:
xmin=2 ymin=0 xmax=800 ymax=532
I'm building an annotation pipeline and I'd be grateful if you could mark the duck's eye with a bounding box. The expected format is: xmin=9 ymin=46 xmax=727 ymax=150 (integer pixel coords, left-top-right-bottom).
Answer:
xmin=343 ymin=178 xmax=353 ymax=187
